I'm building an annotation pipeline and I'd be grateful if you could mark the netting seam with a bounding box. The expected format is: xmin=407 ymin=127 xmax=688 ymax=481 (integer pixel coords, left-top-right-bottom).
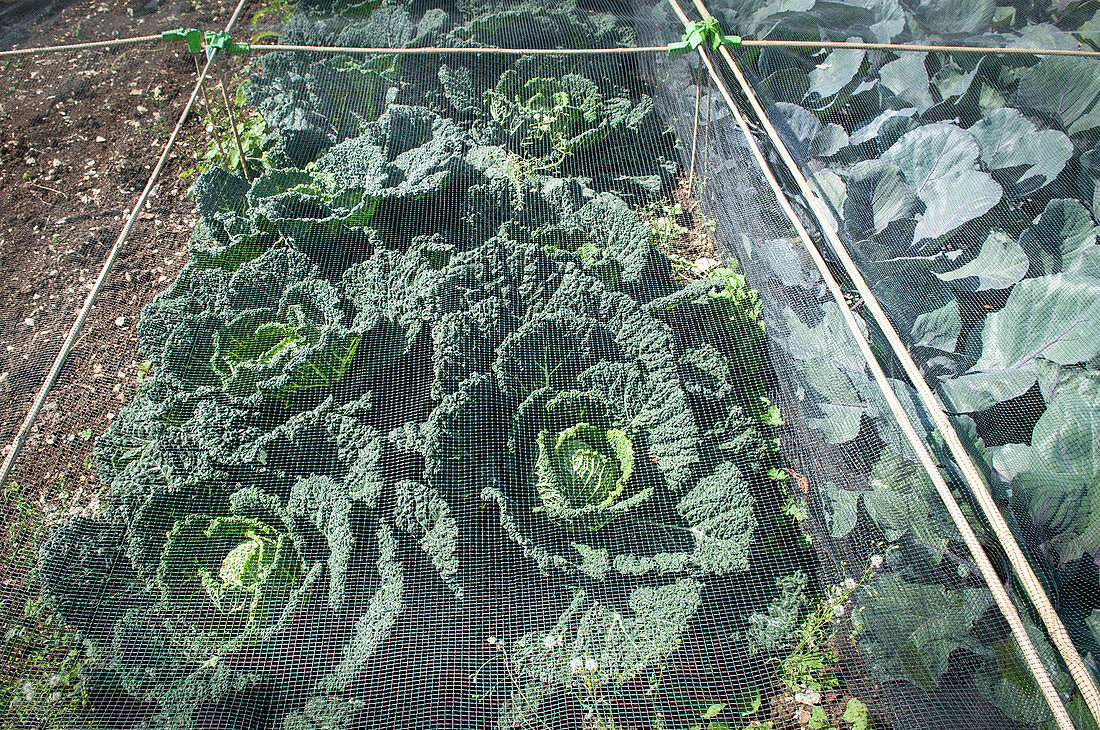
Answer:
xmin=4 ymin=35 xmax=1098 ymax=60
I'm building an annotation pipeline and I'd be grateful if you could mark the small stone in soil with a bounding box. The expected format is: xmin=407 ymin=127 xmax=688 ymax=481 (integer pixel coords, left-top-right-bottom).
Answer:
xmin=795 ymin=690 xmax=822 ymax=706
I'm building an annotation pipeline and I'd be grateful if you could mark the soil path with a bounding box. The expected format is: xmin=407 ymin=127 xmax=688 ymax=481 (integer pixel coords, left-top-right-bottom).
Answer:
xmin=0 ymin=0 xmax=263 ymax=497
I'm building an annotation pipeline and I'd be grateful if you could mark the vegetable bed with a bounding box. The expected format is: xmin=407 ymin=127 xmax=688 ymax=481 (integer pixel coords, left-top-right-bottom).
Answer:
xmin=35 ymin=2 xmax=813 ymax=728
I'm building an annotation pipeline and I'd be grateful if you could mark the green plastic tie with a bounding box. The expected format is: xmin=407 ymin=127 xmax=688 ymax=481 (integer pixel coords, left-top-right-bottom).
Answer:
xmin=668 ymin=19 xmax=742 ymax=55
xmin=204 ymin=31 xmax=251 ymax=55
xmin=162 ymin=28 xmax=204 ymax=54
xmin=161 ymin=28 xmax=250 ymax=55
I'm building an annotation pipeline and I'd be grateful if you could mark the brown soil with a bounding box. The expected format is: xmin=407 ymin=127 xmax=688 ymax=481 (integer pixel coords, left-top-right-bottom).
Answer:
xmin=0 ymin=0 xmax=270 ymax=506
xmin=769 ymin=689 xmax=862 ymax=730
xmin=0 ymin=0 xmax=269 ymax=704
xmin=671 ymin=175 xmax=719 ymax=270
xmin=646 ymin=175 xmax=723 ymax=284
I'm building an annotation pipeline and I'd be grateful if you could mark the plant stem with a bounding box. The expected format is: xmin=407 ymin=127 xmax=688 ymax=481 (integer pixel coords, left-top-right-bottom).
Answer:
xmin=195 ymin=56 xmax=228 ymax=169
xmin=218 ymin=71 xmax=251 ymax=182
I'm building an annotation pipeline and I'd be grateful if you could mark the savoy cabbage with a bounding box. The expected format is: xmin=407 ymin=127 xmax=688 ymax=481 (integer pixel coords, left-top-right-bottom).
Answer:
xmin=36 ymin=0 xmax=808 ymax=727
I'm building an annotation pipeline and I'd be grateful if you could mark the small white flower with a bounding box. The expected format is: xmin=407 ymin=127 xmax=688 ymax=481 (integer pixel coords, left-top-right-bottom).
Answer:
xmin=843 ymin=578 xmax=857 ymax=590
xmin=569 ymin=657 xmax=584 ymax=674
xmin=870 ymin=554 xmax=884 ymax=569
xmin=584 ymin=656 xmax=598 ymax=672
xmin=832 ymin=604 xmax=846 ymax=618
xmin=543 ymin=634 xmax=563 ymax=649
xmin=487 ymin=636 xmax=498 ymax=645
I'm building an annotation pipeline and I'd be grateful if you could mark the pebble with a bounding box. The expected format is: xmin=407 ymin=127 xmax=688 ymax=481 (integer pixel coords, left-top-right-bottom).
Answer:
xmin=95 ymin=136 xmax=106 ymax=143
xmin=692 ymin=257 xmax=721 ymax=274
xmin=795 ymin=689 xmax=822 ymax=706
xmin=114 ymin=316 xmax=126 ymax=327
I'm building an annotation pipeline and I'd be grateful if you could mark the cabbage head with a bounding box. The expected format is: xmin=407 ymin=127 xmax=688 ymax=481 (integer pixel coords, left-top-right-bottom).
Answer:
xmin=534 ymin=398 xmax=636 ymax=531
xmin=157 ymin=514 xmax=305 ymax=656
xmin=426 ymin=247 xmax=762 ymax=581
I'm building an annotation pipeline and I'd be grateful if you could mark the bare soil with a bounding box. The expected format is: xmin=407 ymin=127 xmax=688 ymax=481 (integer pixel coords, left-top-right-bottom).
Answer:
xmin=0 ymin=0 xmax=265 ymax=511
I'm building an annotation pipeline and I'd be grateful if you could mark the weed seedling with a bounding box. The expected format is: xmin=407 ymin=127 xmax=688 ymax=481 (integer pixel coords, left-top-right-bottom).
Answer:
xmin=199 ymin=81 xmax=275 ymax=178
xmin=646 ymin=201 xmax=689 ymax=247
xmin=0 ymin=483 xmax=87 ymax=727
xmin=642 ymin=200 xmax=699 ymax=279
xmin=135 ymin=360 xmax=152 ymax=383
xmin=765 ymin=549 xmax=894 ymax=730
xmin=473 ymin=628 xmax=678 ymax=730
xmin=1 ymin=595 xmax=89 ymax=727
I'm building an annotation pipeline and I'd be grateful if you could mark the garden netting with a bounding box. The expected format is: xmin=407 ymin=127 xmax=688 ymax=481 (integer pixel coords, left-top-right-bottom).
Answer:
xmin=4 ymin=0 xmax=1100 ymax=728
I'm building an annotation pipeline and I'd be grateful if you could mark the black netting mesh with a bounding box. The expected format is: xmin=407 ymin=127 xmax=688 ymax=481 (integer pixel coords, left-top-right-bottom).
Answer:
xmin=3 ymin=0 xmax=1100 ymax=728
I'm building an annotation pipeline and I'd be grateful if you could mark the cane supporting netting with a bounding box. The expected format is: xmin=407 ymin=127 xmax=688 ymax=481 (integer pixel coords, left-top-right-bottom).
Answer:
xmin=4 ymin=0 xmax=1100 ymax=728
